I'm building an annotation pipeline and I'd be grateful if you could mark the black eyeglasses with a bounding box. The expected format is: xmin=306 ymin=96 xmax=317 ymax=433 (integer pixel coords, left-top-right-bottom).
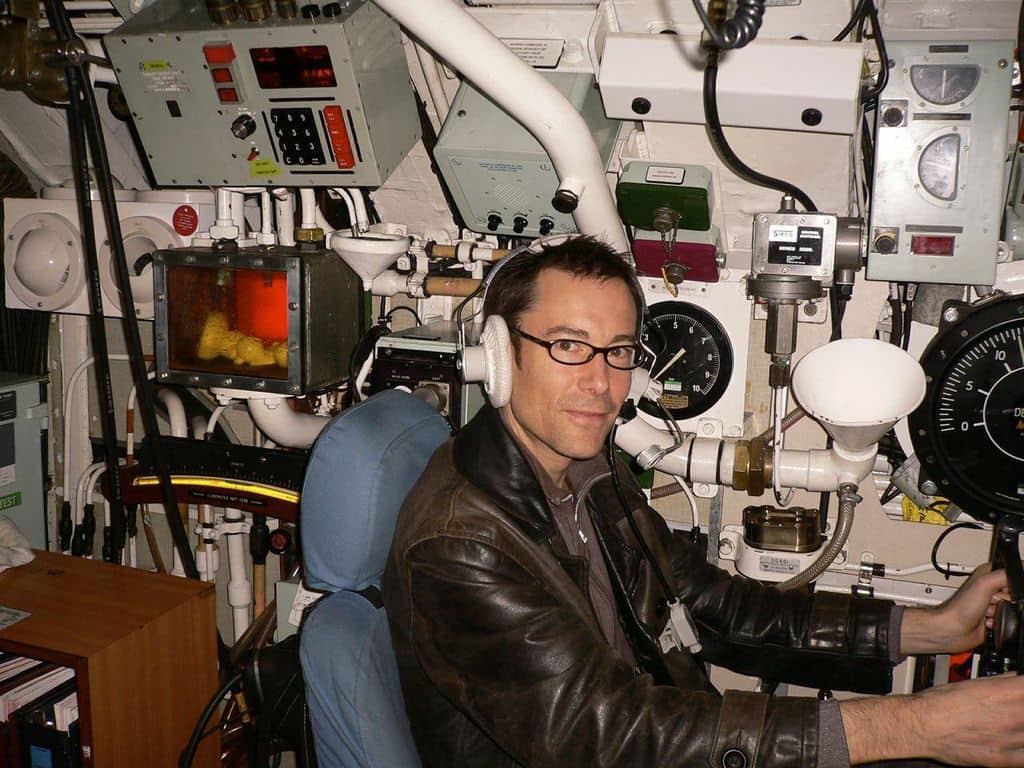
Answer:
xmin=511 ymin=328 xmax=642 ymax=370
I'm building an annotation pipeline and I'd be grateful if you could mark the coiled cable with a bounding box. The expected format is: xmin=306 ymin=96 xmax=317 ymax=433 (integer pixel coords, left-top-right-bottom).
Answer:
xmin=692 ymin=0 xmax=766 ymax=50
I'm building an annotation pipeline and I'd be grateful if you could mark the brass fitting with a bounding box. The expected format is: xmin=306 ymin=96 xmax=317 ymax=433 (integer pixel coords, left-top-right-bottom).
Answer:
xmin=0 ymin=16 xmax=68 ymax=104
xmin=294 ymin=227 xmax=325 ymax=244
xmin=731 ymin=438 xmax=773 ymax=497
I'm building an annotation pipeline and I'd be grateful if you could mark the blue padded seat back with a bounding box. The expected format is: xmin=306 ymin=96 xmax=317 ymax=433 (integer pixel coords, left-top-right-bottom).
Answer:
xmin=301 ymin=389 xmax=450 ymax=593
xmin=301 ymin=590 xmax=422 ymax=768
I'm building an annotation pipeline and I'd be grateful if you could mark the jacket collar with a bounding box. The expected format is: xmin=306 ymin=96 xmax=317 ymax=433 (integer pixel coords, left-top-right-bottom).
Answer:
xmin=452 ymin=404 xmax=556 ymax=543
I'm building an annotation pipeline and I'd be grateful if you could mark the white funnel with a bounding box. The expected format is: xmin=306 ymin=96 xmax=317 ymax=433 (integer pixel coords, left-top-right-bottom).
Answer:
xmin=330 ymin=232 xmax=410 ymax=290
xmin=791 ymin=339 xmax=926 ymax=459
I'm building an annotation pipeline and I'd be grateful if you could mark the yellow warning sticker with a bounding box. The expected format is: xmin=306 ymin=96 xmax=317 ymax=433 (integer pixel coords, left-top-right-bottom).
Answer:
xmin=901 ymin=495 xmax=950 ymax=525
xmin=140 ymin=60 xmax=172 ymax=72
xmin=249 ymin=158 xmax=281 ymax=177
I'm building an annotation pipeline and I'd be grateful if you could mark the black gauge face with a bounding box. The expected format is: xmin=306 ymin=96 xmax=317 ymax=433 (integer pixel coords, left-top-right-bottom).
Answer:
xmin=910 ymin=64 xmax=981 ymax=105
xmin=639 ymin=301 xmax=733 ymax=421
xmin=910 ymin=297 xmax=1024 ymax=523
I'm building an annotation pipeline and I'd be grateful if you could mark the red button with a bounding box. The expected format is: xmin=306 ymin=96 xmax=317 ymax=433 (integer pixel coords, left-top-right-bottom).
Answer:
xmin=218 ymin=87 xmax=239 ymax=103
xmin=211 ymin=68 xmax=232 ymax=83
xmin=203 ymin=43 xmax=236 ymax=65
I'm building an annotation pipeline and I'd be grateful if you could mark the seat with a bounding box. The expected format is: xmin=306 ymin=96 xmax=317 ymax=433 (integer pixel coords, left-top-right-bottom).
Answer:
xmin=299 ymin=389 xmax=451 ymax=768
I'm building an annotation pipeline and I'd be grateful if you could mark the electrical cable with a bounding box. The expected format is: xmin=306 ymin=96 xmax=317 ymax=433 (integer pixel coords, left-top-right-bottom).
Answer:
xmin=383 ymin=306 xmax=424 ymax=326
xmin=931 ymin=522 xmax=983 ymax=580
xmin=859 ymin=0 xmax=890 ymax=108
xmin=902 ymin=284 xmax=915 ymax=351
xmin=832 ymin=0 xmax=870 ymax=41
xmin=606 ymin=428 xmax=677 ymax=602
xmin=179 ymin=671 xmax=243 ymax=768
xmin=691 ymin=0 xmax=766 ymax=50
xmin=702 ymin=48 xmax=817 ymax=212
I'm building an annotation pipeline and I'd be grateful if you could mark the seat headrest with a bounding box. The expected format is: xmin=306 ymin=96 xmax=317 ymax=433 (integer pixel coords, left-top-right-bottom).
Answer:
xmin=301 ymin=390 xmax=450 ymax=593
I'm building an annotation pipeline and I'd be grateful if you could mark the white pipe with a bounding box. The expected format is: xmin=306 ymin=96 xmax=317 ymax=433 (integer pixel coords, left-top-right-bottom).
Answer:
xmin=196 ymin=504 xmax=218 ymax=582
xmin=614 ymin=416 xmax=877 ymax=494
xmin=246 ymin=397 xmax=329 ymax=449
xmin=353 ymin=353 xmax=374 ymax=402
xmin=371 ymin=269 xmax=415 ymax=297
xmin=329 ymin=189 xmax=360 ymax=235
xmin=414 ymin=42 xmax=451 ymax=127
xmin=215 ymin=188 xmax=232 ymax=226
xmin=259 ymin=190 xmax=274 ymax=241
xmin=225 ymin=508 xmax=252 ymax=640
xmin=374 ymin=0 xmax=629 ymax=253
xmin=230 ymin=191 xmax=246 ymax=234
xmin=350 ymin=189 xmax=370 ymax=232
xmin=299 ymin=188 xmax=318 ymax=230
xmin=125 ymin=370 xmax=157 ymax=460
xmin=273 ymin=189 xmax=296 ymax=247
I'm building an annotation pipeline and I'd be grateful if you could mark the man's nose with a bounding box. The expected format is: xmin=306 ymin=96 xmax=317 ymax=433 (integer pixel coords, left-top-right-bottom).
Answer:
xmin=578 ymin=353 xmax=613 ymax=394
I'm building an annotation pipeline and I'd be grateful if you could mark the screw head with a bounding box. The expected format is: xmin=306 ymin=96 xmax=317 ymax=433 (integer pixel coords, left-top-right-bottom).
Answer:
xmin=801 ymin=107 xmax=823 ymax=126
xmin=942 ymin=306 xmax=959 ymax=323
xmin=921 ymin=480 xmax=940 ymax=496
xmin=630 ymin=96 xmax=652 ymax=115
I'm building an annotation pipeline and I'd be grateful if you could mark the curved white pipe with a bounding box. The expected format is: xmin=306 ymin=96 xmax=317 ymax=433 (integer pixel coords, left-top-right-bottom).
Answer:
xmin=350 ymin=188 xmax=370 ymax=232
xmin=156 ymin=388 xmax=188 ymax=438
xmin=273 ymin=188 xmax=296 ymax=247
xmin=247 ymin=397 xmax=329 ymax=449
xmin=329 ymin=188 xmax=360 ymax=235
xmin=374 ymin=0 xmax=628 ymax=252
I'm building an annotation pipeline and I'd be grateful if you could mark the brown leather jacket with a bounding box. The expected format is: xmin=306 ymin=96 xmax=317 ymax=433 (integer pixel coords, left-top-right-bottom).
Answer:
xmin=383 ymin=405 xmax=896 ymax=768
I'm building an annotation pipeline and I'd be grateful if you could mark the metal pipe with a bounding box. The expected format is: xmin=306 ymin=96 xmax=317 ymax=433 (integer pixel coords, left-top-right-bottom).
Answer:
xmin=247 ymin=397 xmax=328 ymax=449
xmin=372 ymin=0 xmax=629 ymax=253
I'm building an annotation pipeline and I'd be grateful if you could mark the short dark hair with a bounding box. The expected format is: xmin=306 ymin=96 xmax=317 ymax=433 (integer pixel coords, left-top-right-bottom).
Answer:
xmin=482 ymin=236 xmax=644 ymax=339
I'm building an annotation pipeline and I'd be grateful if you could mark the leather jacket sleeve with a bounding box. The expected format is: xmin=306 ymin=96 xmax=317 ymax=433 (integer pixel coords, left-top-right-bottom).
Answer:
xmin=638 ymin=502 xmax=895 ymax=695
xmin=401 ymin=526 xmax=823 ymax=768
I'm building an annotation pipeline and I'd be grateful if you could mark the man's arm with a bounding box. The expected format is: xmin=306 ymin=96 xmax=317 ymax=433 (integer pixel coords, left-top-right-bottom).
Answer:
xmin=899 ymin=564 xmax=1010 ymax=656
xmin=841 ymin=674 xmax=1024 ymax=765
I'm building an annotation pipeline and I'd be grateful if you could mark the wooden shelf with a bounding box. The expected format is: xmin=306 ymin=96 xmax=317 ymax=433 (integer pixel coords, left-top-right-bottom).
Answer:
xmin=0 ymin=551 xmax=219 ymax=767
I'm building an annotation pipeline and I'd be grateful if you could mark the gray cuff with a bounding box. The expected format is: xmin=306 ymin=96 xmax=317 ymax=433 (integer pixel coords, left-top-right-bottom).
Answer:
xmin=888 ymin=604 xmax=905 ymax=663
xmin=817 ymin=699 xmax=851 ymax=768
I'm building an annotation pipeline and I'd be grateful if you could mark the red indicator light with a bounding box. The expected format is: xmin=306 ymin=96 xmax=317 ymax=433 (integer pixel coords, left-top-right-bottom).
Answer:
xmin=218 ymin=87 xmax=239 ymax=103
xmin=203 ymin=43 xmax=236 ymax=65
xmin=322 ymin=106 xmax=355 ymax=169
xmin=249 ymin=45 xmax=337 ymax=89
xmin=910 ymin=235 xmax=955 ymax=256
xmin=211 ymin=68 xmax=232 ymax=83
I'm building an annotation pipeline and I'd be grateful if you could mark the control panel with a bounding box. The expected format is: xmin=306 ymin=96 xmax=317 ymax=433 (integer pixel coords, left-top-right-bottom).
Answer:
xmin=104 ymin=0 xmax=419 ymax=187
xmin=866 ymin=39 xmax=1014 ymax=285
xmin=433 ymin=72 xmax=618 ymax=239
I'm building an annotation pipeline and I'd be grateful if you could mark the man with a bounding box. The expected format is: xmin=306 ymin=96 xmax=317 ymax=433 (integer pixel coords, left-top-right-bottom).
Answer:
xmin=383 ymin=236 xmax=1024 ymax=767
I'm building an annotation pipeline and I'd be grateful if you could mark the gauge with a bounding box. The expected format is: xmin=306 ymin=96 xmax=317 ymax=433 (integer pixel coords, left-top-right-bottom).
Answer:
xmin=639 ymin=301 xmax=733 ymax=421
xmin=910 ymin=64 xmax=981 ymax=105
xmin=917 ymin=133 xmax=960 ymax=201
xmin=909 ymin=295 xmax=1024 ymax=523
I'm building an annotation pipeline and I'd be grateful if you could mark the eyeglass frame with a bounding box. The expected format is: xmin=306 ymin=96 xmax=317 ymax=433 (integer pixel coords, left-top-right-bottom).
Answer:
xmin=509 ymin=327 xmax=643 ymax=370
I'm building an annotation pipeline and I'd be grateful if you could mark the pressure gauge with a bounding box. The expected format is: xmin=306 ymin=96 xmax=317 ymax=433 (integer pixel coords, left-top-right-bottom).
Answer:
xmin=639 ymin=301 xmax=733 ymax=421
xmin=910 ymin=64 xmax=981 ymax=105
xmin=909 ymin=295 xmax=1024 ymax=523
xmin=918 ymin=133 xmax=961 ymax=201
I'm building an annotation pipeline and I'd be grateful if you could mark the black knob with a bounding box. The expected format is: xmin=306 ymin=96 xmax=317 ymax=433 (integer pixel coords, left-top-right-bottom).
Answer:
xmin=486 ymin=213 xmax=502 ymax=231
xmin=512 ymin=216 xmax=528 ymax=234
xmin=873 ymin=232 xmax=897 ymax=254
xmin=551 ymin=189 xmax=578 ymax=214
xmin=882 ymin=106 xmax=904 ymax=127
xmin=801 ymin=107 xmax=822 ymax=127
xmin=631 ymin=97 xmax=651 ymax=115
xmin=230 ymin=113 xmax=257 ymax=140
xmin=300 ymin=3 xmax=319 ymax=17
xmin=538 ymin=217 xmax=554 ymax=235
xmin=322 ymin=1 xmax=340 ymax=15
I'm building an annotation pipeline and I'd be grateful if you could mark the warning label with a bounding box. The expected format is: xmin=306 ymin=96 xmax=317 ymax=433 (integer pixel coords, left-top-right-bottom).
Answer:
xmin=500 ymin=38 xmax=564 ymax=68
xmin=768 ymin=226 xmax=823 ymax=266
xmin=172 ymin=205 xmax=199 ymax=236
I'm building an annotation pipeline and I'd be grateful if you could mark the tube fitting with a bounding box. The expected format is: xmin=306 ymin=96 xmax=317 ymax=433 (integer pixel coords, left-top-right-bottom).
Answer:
xmin=732 ymin=438 xmax=771 ymax=496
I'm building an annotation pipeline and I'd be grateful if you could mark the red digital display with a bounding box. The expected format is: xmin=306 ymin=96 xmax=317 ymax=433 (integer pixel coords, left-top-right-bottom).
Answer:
xmin=249 ymin=46 xmax=337 ymax=89
xmin=910 ymin=235 xmax=956 ymax=256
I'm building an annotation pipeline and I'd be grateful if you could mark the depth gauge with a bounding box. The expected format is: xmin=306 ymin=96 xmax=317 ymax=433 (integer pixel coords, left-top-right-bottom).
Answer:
xmin=909 ymin=295 xmax=1024 ymax=523
xmin=639 ymin=301 xmax=733 ymax=421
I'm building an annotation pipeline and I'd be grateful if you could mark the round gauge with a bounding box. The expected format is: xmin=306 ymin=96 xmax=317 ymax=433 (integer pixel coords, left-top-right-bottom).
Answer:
xmin=639 ymin=301 xmax=733 ymax=421
xmin=917 ymin=133 xmax=960 ymax=201
xmin=909 ymin=296 xmax=1024 ymax=523
xmin=910 ymin=64 xmax=981 ymax=105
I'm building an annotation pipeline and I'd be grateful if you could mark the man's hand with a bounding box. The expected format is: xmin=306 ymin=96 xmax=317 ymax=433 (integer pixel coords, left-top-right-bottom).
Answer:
xmin=842 ymin=674 xmax=1024 ymax=766
xmin=900 ymin=563 xmax=1011 ymax=656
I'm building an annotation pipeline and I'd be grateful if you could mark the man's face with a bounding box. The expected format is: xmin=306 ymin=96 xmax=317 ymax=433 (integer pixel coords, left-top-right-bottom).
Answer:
xmin=499 ymin=268 xmax=637 ymax=486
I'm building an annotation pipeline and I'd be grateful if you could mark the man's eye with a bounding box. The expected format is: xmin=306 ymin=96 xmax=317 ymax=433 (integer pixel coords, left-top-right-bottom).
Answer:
xmin=607 ymin=346 xmax=633 ymax=362
xmin=555 ymin=339 xmax=583 ymax=354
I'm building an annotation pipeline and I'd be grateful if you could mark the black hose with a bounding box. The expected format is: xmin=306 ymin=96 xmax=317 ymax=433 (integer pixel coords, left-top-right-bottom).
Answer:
xmin=702 ymin=49 xmax=817 ymax=212
xmin=931 ymin=522 xmax=982 ymax=580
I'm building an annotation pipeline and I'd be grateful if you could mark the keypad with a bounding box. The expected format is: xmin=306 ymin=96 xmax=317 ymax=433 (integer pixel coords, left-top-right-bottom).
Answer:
xmin=270 ymin=108 xmax=326 ymax=166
